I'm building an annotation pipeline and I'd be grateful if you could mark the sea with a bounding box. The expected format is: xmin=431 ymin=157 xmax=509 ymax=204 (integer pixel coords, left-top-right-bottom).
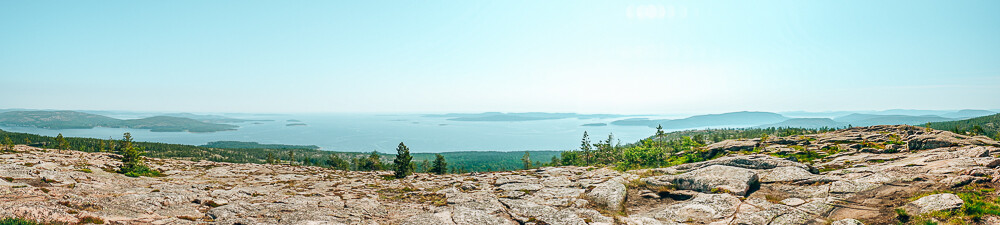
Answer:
xmin=0 ymin=114 xmax=674 ymax=153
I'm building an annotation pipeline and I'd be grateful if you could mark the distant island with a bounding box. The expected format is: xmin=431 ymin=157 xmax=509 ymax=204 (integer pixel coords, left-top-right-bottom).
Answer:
xmin=426 ymin=112 xmax=627 ymax=122
xmin=287 ymin=119 xmax=301 ymax=122
xmin=581 ymin=123 xmax=607 ymax=127
xmin=286 ymin=123 xmax=307 ymax=126
xmin=200 ymin=141 xmax=320 ymax=150
xmin=0 ymin=110 xmax=238 ymax=132
xmin=161 ymin=113 xmax=273 ymax=123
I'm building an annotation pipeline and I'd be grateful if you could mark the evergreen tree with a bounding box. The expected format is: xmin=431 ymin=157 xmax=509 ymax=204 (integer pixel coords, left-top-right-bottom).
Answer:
xmin=550 ymin=155 xmax=560 ymax=166
xmin=2 ymin=136 xmax=12 ymax=152
xmin=326 ymin=154 xmax=350 ymax=170
xmin=118 ymin=133 xmax=155 ymax=177
xmin=580 ymin=131 xmax=591 ymax=164
xmin=393 ymin=142 xmax=412 ymax=178
xmin=521 ymin=151 xmax=532 ymax=169
xmin=55 ymin=133 xmax=68 ymax=151
xmin=656 ymin=124 xmax=665 ymax=136
xmin=360 ymin=150 xmax=382 ymax=171
xmin=287 ymin=151 xmax=295 ymax=165
xmin=430 ymin=154 xmax=447 ymax=175
xmin=266 ymin=152 xmax=276 ymax=164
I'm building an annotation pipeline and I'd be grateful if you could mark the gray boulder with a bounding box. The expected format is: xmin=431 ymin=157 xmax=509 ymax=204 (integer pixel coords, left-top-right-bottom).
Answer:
xmin=585 ymin=177 xmax=627 ymax=211
xmin=642 ymin=165 xmax=759 ymax=196
xmin=650 ymin=193 xmax=742 ymax=223
xmin=672 ymin=155 xmax=810 ymax=172
xmin=903 ymin=193 xmax=964 ymax=215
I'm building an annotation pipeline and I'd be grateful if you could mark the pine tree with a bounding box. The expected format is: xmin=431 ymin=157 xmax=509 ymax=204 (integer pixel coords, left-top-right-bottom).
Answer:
xmin=55 ymin=133 xmax=68 ymax=151
xmin=393 ymin=142 xmax=412 ymax=178
xmin=326 ymin=154 xmax=350 ymax=170
xmin=550 ymin=155 xmax=560 ymax=166
xmin=521 ymin=151 xmax=532 ymax=169
xmin=263 ymin=152 xmax=274 ymax=164
xmin=118 ymin=133 xmax=154 ymax=177
xmin=431 ymin=154 xmax=447 ymax=175
xmin=287 ymin=151 xmax=295 ymax=165
xmin=656 ymin=124 xmax=665 ymax=136
xmin=580 ymin=131 xmax=591 ymax=165
xmin=2 ymin=136 xmax=12 ymax=152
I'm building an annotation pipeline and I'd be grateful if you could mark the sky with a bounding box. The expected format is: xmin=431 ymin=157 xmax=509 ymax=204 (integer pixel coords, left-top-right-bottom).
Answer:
xmin=2 ymin=1 xmax=999 ymax=114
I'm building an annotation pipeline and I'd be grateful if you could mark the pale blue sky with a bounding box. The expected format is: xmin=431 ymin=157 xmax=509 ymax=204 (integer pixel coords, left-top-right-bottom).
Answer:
xmin=2 ymin=1 xmax=998 ymax=114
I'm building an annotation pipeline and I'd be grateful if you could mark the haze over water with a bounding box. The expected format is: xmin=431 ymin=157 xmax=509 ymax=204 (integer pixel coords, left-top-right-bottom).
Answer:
xmin=0 ymin=114 xmax=668 ymax=153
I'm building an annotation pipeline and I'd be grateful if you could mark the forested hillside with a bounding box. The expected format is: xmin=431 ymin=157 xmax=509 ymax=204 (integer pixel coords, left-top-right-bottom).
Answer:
xmin=925 ymin=113 xmax=1000 ymax=140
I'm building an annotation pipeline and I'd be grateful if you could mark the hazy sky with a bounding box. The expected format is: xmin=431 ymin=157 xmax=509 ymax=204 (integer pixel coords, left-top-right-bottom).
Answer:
xmin=2 ymin=1 xmax=999 ymax=114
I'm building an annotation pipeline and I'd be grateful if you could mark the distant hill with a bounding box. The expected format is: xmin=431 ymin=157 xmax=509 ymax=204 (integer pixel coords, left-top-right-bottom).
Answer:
xmin=428 ymin=112 xmax=625 ymax=122
xmin=0 ymin=111 xmax=237 ymax=132
xmin=925 ymin=113 xmax=1000 ymax=140
xmin=941 ymin=109 xmax=996 ymax=119
xmin=756 ymin=118 xmax=848 ymax=129
xmin=611 ymin=111 xmax=788 ymax=129
xmin=833 ymin=113 xmax=952 ymax=126
xmin=161 ymin=113 xmax=272 ymax=123
xmin=201 ymin=141 xmax=320 ymax=150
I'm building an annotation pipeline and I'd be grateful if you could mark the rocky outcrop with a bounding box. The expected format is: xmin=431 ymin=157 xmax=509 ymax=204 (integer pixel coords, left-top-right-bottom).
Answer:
xmin=3 ymin=125 xmax=1000 ymax=224
xmin=642 ymin=165 xmax=759 ymax=196
xmin=903 ymin=193 xmax=964 ymax=215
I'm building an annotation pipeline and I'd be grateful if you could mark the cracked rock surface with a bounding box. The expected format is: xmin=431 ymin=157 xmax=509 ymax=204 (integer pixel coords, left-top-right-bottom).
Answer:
xmin=2 ymin=125 xmax=1000 ymax=224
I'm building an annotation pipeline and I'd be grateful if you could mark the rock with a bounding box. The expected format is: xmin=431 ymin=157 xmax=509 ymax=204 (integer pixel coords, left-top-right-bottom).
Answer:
xmin=903 ymin=193 xmax=964 ymax=215
xmin=452 ymin=206 xmax=516 ymax=225
xmin=585 ymin=177 xmax=626 ymax=211
xmin=759 ymin=166 xmax=816 ymax=183
xmin=941 ymin=175 xmax=977 ymax=187
xmin=650 ymin=193 xmax=742 ymax=223
xmin=907 ymin=131 xmax=1000 ymax=150
xmin=832 ymin=218 xmax=865 ymax=225
xmin=639 ymin=190 xmax=659 ymax=199
xmin=537 ymin=208 xmax=588 ymax=225
xmin=672 ymin=155 xmax=810 ymax=172
xmin=498 ymin=198 xmax=557 ymax=222
xmin=401 ymin=211 xmax=457 ymax=225
xmin=642 ymin=165 xmax=759 ymax=196
xmin=497 ymin=183 xmax=543 ymax=192
xmin=706 ymin=139 xmax=758 ymax=154
xmin=781 ymin=198 xmax=805 ymax=206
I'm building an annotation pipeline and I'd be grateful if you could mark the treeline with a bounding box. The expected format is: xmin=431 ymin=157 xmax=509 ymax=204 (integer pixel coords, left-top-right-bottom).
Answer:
xmin=925 ymin=113 xmax=1000 ymax=140
xmin=556 ymin=125 xmax=841 ymax=171
xmin=0 ymin=129 xmax=559 ymax=174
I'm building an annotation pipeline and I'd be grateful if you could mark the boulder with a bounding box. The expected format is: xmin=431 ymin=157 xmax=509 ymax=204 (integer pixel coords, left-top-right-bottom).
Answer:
xmin=650 ymin=193 xmax=742 ymax=223
xmin=903 ymin=193 xmax=964 ymax=215
xmin=907 ymin=131 xmax=1000 ymax=150
xmin=706 ymin=140 xmax=758 ymax=154
xmin=672 ymin=155 xmax=810 ymax=172
xmin=585 ymin=177 xmax=626 ymax=211
xmin=642 ymin=165 xmax=758 ymax=196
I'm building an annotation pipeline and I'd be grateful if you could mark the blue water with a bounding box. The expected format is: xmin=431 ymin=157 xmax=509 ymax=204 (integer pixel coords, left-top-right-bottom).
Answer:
xmin=0 ymin=114 xmax=667 ymax=153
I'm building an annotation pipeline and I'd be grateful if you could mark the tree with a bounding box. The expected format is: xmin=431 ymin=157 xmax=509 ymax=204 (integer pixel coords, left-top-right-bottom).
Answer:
xmin=359 ymin=150 xmax=383 ymax=171
xmin=287 ymin=151 xmax=295 ymax=165
xmin=521 ymin=151 xmax=533 ymax=169
xmin=55 ymin=133 xmax=68 ymax=151
xmin=580 ymin=131 xmax=592 ymax=164
xmin=266 ymin=152 xmax=277 ymax=164
xmin=2 ymin=136 xmax=12 ymax=152
xmin=118 ymin=133 xmax=156 ymax=177
xmin=550 ymin=155 xmax=560 ymax=166
xmin=393 ymin=142 xmax=412 ymax=178
xmin=326 ymin=154 xmax=350 ymax=170
xmin=430 ymin=154 xmax=447 ymax=175
xmin=97 ymin=140 xmax=106 ymax=153
xmin=656 ymin=124 xmax=665 ymax=136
